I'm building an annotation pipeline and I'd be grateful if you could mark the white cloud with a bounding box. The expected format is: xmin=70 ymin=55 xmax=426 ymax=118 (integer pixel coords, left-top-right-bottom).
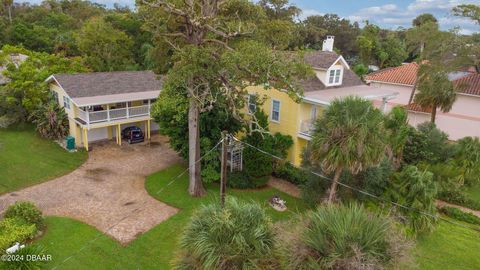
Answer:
xmin=299 ymin=9 xmax=324 ymax=20
xmin=348 ymin=0 xmax=479 ymax=34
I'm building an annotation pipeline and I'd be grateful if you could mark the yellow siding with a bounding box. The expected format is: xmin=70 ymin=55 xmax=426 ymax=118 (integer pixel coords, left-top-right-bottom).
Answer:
xmin=50 ymin=83 xmax=83 ymax=146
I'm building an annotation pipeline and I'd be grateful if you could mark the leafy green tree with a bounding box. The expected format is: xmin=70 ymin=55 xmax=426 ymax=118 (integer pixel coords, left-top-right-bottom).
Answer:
xmin=174 ymin=197 xmax=279 ymax=270
xmin=414 ymin=65 xmax=456 ymax=123
xmin=29 ymin=100 xmax=69 ymax=140
xmin=453 ymin=4 xmax=480 ymax=24
xmin=384 ymin=106 xmax=410 ymax=168
xmin=151 ymin=81 xmax=243 ymax=184
xmin=76 ymin=17 xmax=135 ymax=71
xmin=377 ymin=35 xmax=408 ymax=68
xmin=140 ymin=0 xmax=310 ymax=196
xmin=412 ymin=13 xmax=438 ymax=27
xmin=279 ymin=204 xmax=413 ymax=269
xmin=302 ymin=14 xmax=360 ymax=56
xmin=310 ymin=96 xmax=387 ymax=203
xmin=0 ymin=45 xmax=88 ymax=124
xmin=385 ymin=165 xmax=437 ymax=234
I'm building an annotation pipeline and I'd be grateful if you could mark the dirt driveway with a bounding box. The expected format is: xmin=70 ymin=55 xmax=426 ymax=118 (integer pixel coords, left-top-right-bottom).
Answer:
xmin=0 ymin=134 xmax=182 ymax=244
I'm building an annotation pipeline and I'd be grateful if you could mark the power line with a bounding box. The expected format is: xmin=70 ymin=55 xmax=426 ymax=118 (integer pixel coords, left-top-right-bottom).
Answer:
xmin=230 ymin=135 xmax=480 ymax=234
xmin=50 ymin=138 xmax=224 ymax=270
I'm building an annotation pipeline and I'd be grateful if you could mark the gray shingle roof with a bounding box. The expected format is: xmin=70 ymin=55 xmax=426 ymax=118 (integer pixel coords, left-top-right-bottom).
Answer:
xmin=52 ymin=71 xmax=163 ymax=98
xmin=300 ymin=68 xmax=364 ymax=92
xmin=304 ymin=51 xmax=341 ymax=69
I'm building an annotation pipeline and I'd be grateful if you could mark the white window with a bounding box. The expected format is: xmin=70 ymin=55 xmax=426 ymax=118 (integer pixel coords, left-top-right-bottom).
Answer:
xmin=328 ymin=69 xmax=342 ymax=85
xmin=248 ymin=94 xmax=257 ymax=114
xmin=271 ymin=100 xmax=280 ymax=122
xmin=310 ymin=106 xmax=317 ymax=121
xmin=51 ymin=91 xmax=59 ymax=104
xmin=63 ymin=96 xmax=70 ymax=109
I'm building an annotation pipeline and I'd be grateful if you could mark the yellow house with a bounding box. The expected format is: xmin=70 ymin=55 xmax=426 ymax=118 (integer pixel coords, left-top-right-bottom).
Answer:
xmin=46 ymin=71 xmax=162 ymax=150
xmin=246 ymin=37 xmax=398 ymax=166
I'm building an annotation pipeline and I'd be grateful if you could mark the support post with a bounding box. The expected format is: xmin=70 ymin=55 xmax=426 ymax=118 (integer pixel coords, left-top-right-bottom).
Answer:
xmin=126 ymin=102 xmax=129 ymax=118
xmin=118 ymin=124 xmax=122 ymax=146
xmin=83 ymin=128 xmax=89 ymax=151
xmin=107 ymin=104 xmax=110 ymax=122
xmin=220 ymin=131 xmax=228 ymax=208
xmin=147 ymin=119 xmax=151 ymax=140
xmin=86 ymin=107 xmax=90 ymax=130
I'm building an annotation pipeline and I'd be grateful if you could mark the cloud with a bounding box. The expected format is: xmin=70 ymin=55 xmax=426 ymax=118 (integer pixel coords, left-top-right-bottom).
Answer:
xmin=299 ymin=9 xmax=324 ymax=20
xmin=348 ymin=0 xmax=479 ymax=34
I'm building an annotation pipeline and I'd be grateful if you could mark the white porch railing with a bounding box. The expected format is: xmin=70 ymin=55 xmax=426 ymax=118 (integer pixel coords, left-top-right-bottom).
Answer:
xmin=299 ymin=119 xmax=315 ymax=138
xmin=77 ymin=104 xmax=151 ymax=125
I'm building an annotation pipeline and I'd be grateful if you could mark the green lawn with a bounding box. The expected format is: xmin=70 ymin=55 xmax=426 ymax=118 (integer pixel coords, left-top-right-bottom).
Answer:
xmin=35 ymin=164 xmax=307 ymax=269
xmin=0 ymin=124 xmax=87 ymax=194
xmin=464 ymin=184 xmax=480 ymax=204
xmin=415 ymin=220 xmax=480 ymax=270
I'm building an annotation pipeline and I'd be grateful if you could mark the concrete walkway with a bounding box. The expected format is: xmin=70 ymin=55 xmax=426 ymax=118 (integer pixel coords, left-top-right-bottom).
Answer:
xmin=0 ymin=135 xmax=182 ymax=244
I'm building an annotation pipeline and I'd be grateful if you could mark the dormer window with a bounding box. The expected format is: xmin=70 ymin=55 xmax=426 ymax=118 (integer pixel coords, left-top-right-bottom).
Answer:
xmin=328 ymin=69 xmax=342 ymax=85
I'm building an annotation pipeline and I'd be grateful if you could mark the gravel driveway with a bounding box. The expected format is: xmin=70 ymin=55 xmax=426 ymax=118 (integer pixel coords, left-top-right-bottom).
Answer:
xmin=0 ymin=134 xmax=182 ymax=244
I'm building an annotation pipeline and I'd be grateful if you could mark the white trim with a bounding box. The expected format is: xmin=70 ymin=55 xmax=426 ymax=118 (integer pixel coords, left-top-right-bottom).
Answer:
xmin=326 ymin=67 xmax=343 ymax=86
xmin=366 ymin=80 xmax=415 ymax=88
xmin=270 ymin=99 xmax=281 ymax=123
xmin=302 ymin=97 xmax=330 ymax=106
xmin=457 ymin=92 xmax=480 ymax=98
xmin=331 ymin=55 xmax=350 ymax=70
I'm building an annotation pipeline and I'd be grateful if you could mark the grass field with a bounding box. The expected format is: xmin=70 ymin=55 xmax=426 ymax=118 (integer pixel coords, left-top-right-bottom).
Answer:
xmin=414 ymin=219 xmax=480 ymax=270
xmin=0 ymin=124 xmax=87 ymax=194
xmin=464 ymin=184 xmax=480 ymax=204
xmin=34 ymin=164 xmax=307 ymax=269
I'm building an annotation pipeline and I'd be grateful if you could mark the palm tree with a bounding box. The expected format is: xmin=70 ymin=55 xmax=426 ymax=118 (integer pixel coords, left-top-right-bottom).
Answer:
xmin=310 ymin=96 xmax=386 ymax=203
xmin=384 ymin=106 xmax=410 ymax=169
xmin=414 ymin=65 xmax=456 ymax=123
xmin=29 ymin=101 xmax=69 ymax=140
xmin=174 ymin=198 xmax=279 ymax=270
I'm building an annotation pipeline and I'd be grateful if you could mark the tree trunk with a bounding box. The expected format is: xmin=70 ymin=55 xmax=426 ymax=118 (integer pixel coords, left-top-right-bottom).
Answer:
xmin=430 ymin=103 xmax=437 ymax=124
xmin=327 ymin=168 xmax=343 ymax=204
xmin=188 ymin=98 xmax=206 ymax=197
xmin=7 ymin=5 xmax=12 ymax=24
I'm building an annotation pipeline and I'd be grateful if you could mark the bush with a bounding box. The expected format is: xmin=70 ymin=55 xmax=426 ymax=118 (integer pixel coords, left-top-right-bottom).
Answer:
xmin=4 ymin=201 xmax=44 ymax=230
xmin=273 ymin=163 xmax=310 ymax=185
xmin=385 ymin=165 xmax=437 ymax=234
xmin=227 ymin=172 xmax=268 ymax=189
xmin=300 ymin=174 xmax=328 ymax=207
xmin=173 ymin=198 xmax=280 ymax=270
xmin=0 ymin=218 xmax=37 ymax=253
xmin=357 ymin=159 xmax=394 ymax=198
xmin=403 ymin=123 xmax=454 ymax=164
xmin=278 ymin=204 xmax=413 ymax=270
xmin=439 ymin=206 xmax=480 ymax=226
xmin=1 ymin=245 xmax=48 ymax=270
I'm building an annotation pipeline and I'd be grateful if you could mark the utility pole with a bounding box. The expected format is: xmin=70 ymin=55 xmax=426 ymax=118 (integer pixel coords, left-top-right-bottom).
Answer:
xmin=220 ymin=131 xmax=228 ymax=208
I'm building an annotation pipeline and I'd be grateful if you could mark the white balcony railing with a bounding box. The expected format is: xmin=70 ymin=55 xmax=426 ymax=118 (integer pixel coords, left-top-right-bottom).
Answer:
xmin=77 ymin=104 xmax=151 ymax=125
xmin=299 ymin=119 xmax=315 ymax=138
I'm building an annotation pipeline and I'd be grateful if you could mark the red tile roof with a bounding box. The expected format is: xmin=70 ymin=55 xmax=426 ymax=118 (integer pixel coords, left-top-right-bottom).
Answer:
xmin=366 ymin=62 xmax=419 ymax=86
xmin=454 ymin=73 xmax=480 ymax=96
xmin=405 ymin=103 xmax=433 ymax=113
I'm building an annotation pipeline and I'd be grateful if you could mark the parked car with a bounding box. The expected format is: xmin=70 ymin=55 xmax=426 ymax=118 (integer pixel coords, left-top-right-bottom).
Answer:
xmin=122 ymin=126 xmax=144 ymax=144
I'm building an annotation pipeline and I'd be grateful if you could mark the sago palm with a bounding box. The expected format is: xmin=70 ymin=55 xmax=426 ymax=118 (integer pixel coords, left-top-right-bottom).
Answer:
xmin=310 ymin=96 xmax=387 ymax=203
xmin=173 ymin=197 xmax=279 ymax=270
xmin=414 ymin=65 xmax=456 ymax=123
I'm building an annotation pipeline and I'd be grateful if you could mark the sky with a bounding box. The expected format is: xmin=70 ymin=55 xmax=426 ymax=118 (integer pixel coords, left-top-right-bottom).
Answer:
xmin=17 ymin=0 xmax=480 ymax=34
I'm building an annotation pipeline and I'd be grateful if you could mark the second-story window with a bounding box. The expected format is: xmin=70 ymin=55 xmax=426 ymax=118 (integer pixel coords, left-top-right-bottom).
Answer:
xmin=63 ymin=96 xmax=70 ymax=109
xmin=328 ymin=69 xmax=342 ymax=85
xmin=51 ymin=91 xmax=59 ymax=104
xmin=248 ymin=94 xmax=257 ymax=114
xmin=271 ymin=100 xmax=280 ymax=122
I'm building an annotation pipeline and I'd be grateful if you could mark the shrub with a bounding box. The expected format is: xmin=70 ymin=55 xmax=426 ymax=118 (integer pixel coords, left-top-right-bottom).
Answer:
xmin=451 ymin=137 xmax=480 ymax=186
xmin=273 ymin=163 xmax=310 ymax=185
xmin=278 ymin=204 xmax=413 ymax=270
xmin=4 ymin=201 xmax=44 ymax=230
xmin=403 ymin=123 xmax=454 ymax=164
xmin=173 ymin=198 xmax=280 ymax=270
xmin=29 ymin=100 xmax=69 ymax=140
xmin=420 ymin=161 xmax=464 ymax=202
xmin=0 ymin=218 xmax=37 ymax=253
xmin=300 ymin=174 xmax=329 ymax=207
xmin=1 ymin=245 xmax=48 ymax=270
xmin=439 ymin=206 xmax=480 ymax=226
xmin=357 ymin=159 xmax=394 ymax=198
xmin=227 ymin=172 xmax=268 ymax=189
xmin=385 ymin=165 xmax=437 ymax=234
